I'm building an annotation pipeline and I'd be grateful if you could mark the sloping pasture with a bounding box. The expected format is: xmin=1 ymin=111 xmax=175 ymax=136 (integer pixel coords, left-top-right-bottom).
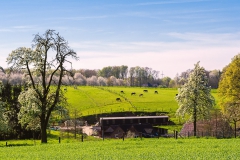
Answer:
xmin=113 ymin=87 xmax=178 ymax=111
xmin=65 ymin=86 xmax=132 ymax=116
xmin=65 ymin=86 xmax=219 ymax=117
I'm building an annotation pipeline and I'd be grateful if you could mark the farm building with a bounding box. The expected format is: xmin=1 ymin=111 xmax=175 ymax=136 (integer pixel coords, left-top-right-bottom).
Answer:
xmin=100 ymin=116 xmax=169 ymax=126
xmin=98 ymin=116 xmax=169 ymax=138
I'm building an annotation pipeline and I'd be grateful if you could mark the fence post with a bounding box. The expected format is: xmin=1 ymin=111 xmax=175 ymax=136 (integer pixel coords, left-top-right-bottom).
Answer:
xmin=6 ymin=142 xmax=7 ymax=146
xmin=81 ymin=134 xmax=83 ymax=142
xmin=176 ymin=131 xmax=178 ymax=139
xmin=102 ymin=130 xmax=104 ymax=141
xmin=59 ymin=137 xmax=61 ymax=143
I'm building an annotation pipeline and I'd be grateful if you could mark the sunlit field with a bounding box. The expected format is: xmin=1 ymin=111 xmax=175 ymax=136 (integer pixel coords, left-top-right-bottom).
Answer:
xmin=0 ymin=138 xmax=238 ymax=160
xmin=65 ymin=86 xmax=219 ymax=117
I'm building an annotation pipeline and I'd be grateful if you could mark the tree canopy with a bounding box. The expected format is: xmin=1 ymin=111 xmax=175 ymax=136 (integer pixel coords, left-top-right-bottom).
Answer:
xmin=7 ymin=29 xmax=78 ymax=143
xmin=176 ymin=62 xmax=215 ymax=136
xmin=218 ymin=53 xmax=240 ymax=137
xmin=0 ymin=81 xmax=8 ymax=134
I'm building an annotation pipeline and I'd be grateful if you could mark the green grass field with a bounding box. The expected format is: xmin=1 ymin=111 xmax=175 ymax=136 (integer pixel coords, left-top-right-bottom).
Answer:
xmin=0 ymin=138 xmax=238 ymax=160
xmin=65 ymin=86 xmax=219 ymax=118
xmin=0 ymin=87 xmax=231 ymax=160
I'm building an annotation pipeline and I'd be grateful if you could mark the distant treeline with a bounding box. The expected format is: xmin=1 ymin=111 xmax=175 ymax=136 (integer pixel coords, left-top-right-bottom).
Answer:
xmin=0 ymin=65 xmax=220 ymax=88
xmin=0 ymin=65 xmax=221 ymax=139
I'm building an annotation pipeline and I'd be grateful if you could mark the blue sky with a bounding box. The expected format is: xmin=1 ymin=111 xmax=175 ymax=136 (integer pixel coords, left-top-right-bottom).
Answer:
xmin=0 ymin=0 xmax=240 ymax=78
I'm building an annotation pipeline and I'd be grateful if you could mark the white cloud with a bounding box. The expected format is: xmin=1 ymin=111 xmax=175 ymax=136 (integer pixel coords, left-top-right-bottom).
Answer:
xmin=1 ymin=32 xmax=240 ymax=79
xmin=168 ymin=32 xmax=240 ymax=43
xmin=71 ymin=32 xmax=240 ymax=78
xmin=74 ymin=47 xmax=238 ymax=78
xmin=0 ymin=26 xmax=38 ymax=33
xmin=12 ymin=26 xmax=35 ymax=29
xmin=52 ymin=15 xmax=111 ymax=21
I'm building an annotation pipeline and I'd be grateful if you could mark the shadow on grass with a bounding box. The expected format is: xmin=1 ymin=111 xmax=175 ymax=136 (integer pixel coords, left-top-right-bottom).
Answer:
xmin=0 ymin=143 xmax=34 ymax=147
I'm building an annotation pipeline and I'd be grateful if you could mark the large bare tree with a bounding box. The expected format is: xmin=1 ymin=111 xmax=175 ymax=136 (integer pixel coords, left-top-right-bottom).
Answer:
xmin=7 ymin=29 xmax=78 ymax=143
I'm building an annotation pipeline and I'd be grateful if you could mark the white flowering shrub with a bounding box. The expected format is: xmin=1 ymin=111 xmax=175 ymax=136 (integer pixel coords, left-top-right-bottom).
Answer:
xmin=18 ymin=88 xmax=41 ymax=130
xmin=74 ymin=73 xmax=87 ymax=85
xmin=116 ymin=79 xmax=125 ymax=86
xmin=97 ymin=77 xmax=107 ymax=86
xmin=61 ymin=75 xmax=70 ymax=85
xmin=9 ymin=73 xmax=25 ymax=85
xmin=87 ymin=76 xmax=99 ymax=86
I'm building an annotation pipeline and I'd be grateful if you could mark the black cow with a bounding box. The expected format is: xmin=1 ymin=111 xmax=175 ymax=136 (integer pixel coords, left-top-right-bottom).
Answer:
xmin=131 ymin=92 xmax=136 ymax=96
xmin=116 ymin=98 xmax=121 ymax=101
xmin=143 ymin=90 xmax=148 ymax=92
xmin=139 ymin=94 xmax=143 ymax=97
xmin=120 ymin=91 xmax=124 ymax=94
xmin=154 ymin=91 xmax=158 ymax=94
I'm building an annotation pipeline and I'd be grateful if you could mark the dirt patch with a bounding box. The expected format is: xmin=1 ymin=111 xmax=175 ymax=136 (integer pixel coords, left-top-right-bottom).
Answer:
xmin=82 ymin=126 xmax=93 ymax=136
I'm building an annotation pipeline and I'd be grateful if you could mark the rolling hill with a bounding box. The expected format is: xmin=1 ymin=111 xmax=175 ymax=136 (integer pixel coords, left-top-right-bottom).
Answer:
xmin=64 ymin=86 xmax=219 ymax=119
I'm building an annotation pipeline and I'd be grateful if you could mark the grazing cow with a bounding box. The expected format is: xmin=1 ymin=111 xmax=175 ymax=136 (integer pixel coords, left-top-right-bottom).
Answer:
xmin=64 ymin=88 xmax=67 ymax=92
xmin=120 ymin=90 xmax=124 ymax=94
xmin=131 ymin=92 xmax=136 ymax=96
xmin=176 ymin=94 xmax=178 ymax=96
xmin=143 ymin=90 xmax=148 ymax=92
xmin=116 ymin=98 xmax=121 ymax=102
xmin=139 ymin=94 xmax=143 ymax=97
xmin=154 ymin=91 xmax=158 ymax=94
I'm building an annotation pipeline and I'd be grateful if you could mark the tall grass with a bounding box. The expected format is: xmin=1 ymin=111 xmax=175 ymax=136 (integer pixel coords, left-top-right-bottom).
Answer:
xmin=0 ymin=138 xmax=238 ymax=160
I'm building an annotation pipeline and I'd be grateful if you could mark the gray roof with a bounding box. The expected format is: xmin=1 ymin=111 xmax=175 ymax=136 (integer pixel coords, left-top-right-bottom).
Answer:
xmin=100 ymin=116 xmax=168 ymax=120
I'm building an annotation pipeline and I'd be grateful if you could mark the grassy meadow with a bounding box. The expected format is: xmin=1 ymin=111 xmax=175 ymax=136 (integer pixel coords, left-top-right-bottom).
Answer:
xmin=65 ymin=86 xmax=219 ymax=119
xmin=0 ymin=87 xmax=230 ymax=160
xmin=0 ymin=138 xmax=239 ymax=160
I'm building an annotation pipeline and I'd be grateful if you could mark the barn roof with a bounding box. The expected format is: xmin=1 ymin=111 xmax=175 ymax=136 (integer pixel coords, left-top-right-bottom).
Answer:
xmin=100 ymin=116 xmax=168 ymax=120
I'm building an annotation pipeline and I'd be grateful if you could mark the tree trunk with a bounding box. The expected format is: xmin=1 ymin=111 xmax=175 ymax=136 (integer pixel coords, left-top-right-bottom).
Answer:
xmin=193 ymin=117 xmax=197 ymax=136
xmin=193 ymin=102 xmax=197 ymax=136
xmin=41 ymin=117 xmax=48 ymax=143
xmin=41 ymin=127 xmax=47 ymax=143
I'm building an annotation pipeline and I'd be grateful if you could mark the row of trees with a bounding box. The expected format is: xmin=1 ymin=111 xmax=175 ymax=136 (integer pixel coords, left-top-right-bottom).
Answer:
xmin=176 ymin=55 xmax=240 ymax=137
xmin=0 ymin=72 xmax=126 ymax=87
xmin=0 ymin=68 xmax=220 ymax=89
xmin=77 ymin=66 xmax=221 ymax=88
xmin=173 ymin=69 xmax=221 ymax=89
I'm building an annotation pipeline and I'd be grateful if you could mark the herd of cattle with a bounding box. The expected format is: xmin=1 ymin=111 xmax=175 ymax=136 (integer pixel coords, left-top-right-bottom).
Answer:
xmin=116 ymin=90 xmax=158 ymax=102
